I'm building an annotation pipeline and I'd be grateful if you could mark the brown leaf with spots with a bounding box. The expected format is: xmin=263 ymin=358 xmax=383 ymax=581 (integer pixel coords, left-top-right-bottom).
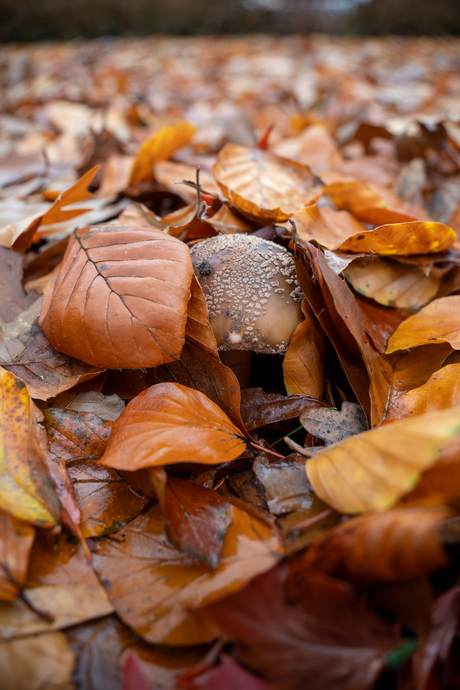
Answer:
xmin=300 ymin=402 xmax=368 ymax=446
xmin=240 ymin=388 xmax=324 ymax=432
xmin=40 ymin=225 xmax=194 ymax=369
xmin=163 ymin=477 xmax=232 ymax=568
xmin=44 ymin=408 xmax=112 ymax=463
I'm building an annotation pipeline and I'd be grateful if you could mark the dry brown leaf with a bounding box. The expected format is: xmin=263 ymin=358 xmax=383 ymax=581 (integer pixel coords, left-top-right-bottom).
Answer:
xmin=0 ymin=247 xmax=40 ymax=323
xmin=203 ymin=202 xmax=253 ymax=234
xmin=306 ymin=406 xmax=460 ymax=514
xmin=212 ymin=144 xmax=323 ymax=222
xmin=283 ymin=300 xmax=325 ymax=398
xmin=0 ymin=584 xmax=114 ymax=640
xmin=26 ymin=532 xmax=101 ymax=589
xmin=45 ymin=408 xmax=112 ymax=463
xmin=387 ymin=364 xmax=460 ymax=422
xmin=99 ymin=382 xmax=247 ymax=471
xmin=92 ymin=501 xmax=282 ymax=645
xmin=40 ymin=225 xmax=194 ymax=369
xmin=386 ymin=296 xmax=460 ymax=354
xmin=184 ymin=274 xmax=219 ymax=358
xmin=300 ymin=403 xmax=368 ymax=446
xmin=0 ymin=631 xmax=75 ymax=690
xmin=290 ymin=507 xmax=451 ymax=586
xmin=240 ymin=388 xmax=324 ymax=432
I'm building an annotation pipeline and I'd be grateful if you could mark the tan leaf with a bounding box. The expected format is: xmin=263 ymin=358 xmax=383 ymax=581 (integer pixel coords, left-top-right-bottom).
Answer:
xmin=0 ymin=511 xmax=35 ymax=601
xmin=386 ymin=296 xmax=460 ymax=354
xmin=306 ymin=406 xmax=460 ymax=514
xmin=283 ymin=300 xmax=325 ymax=398
xmin=0 ymin=632 xmax=75 ymax=690
xmin=387 ymin=364 xmax=460 ymax=422
xmin=212 ymin=144 xmax=322 ymax=222
xmin=39 ymin=225 xmax=194 ymax=369
xmin=99 ymin=382 xmax=247 ymax=471
xmin=92 ymin=502 xmax=282 ymax=645
xmin=300 ymin=402 xmax=368 ymax=445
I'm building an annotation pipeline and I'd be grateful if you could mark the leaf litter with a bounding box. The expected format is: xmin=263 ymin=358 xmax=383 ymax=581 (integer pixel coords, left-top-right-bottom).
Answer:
xmin=2 ymin=34 xmax=460 ymax=689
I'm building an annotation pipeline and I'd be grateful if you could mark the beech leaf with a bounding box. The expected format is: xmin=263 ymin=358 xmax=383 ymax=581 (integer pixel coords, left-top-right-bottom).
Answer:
xmin=306 ymin=406 xmax=460 ymax=514
xmin=130 ymin=121 xmax=195 ymax=186
xmin=39 ymin=225 xmax=194 ymax=369
xmin=386 ymin=296 xmax=460 ymax=354
xmin=99 ymin=382 xmax=247 ymax=471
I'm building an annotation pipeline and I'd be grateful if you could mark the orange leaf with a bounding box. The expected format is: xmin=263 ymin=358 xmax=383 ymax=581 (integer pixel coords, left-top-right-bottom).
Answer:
xmin=99 ymin=382 xmax=247 ymax=471
xmin=184 ymin=274 xmax=219 ymax=358
xmin=387 ymin=363 xmax=460 ymax=422
xmin=0 ymin=511 xmax=35 ymax=601
xmin=306 ymin=406 xmax=460 ymax=514
xmin=0 ymin=367 xmax=59 ymax=527
xmin=386 ymin=296 xmax=460 ymax=354
xmin=283 ymin=300 xmax=325 ymax=398
xmin=92 ymin=501 xmax=282 ymax=645
xmin=290 ymin=507 xmax=451 ymax=585
xmin=39 ymin=225 xmax=194 ymax=369
xmin=212 ymin=144 xmax=322 ymax=222
xmin=130 ymin=121 xmax=195 ymax=186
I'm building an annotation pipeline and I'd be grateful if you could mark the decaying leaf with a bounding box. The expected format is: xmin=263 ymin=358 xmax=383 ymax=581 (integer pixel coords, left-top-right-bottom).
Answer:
xmin=306 ymin=406 xmax=460 ymax=513
xmin=92 ymin=501 xmax=282 ymax=645
xmin=0 ymin=511 xmax=35 ymax=601
xmin=45 ymin=408 xmax=112 ymax=463
xmin=163 ymin=477 xmax=232 ymax=568
xmin=212 ymin=144 xmax=323 ymax=221
xmin=40 ymin=225 xmax=194 ymax=369
xmin=300 ymin=402 xmax=368 ymax=446
xmin=283 ymin=300 xmax=325 ymax=399
xmin=292 ymin=507 xmax=451 ymax=585
xmin=200 ymin=565 xmax=400 ymax=690
xmin=99 ymin=382 xmax=247 ymax=471
xmin=0 ymin=367 xmax=59 ymax=527
xmin=240 ymin=388 xmax=324 ymax=432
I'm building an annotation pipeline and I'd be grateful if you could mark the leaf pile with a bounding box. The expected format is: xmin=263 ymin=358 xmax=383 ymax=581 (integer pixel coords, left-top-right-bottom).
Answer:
xmin=1 ymin=35 xmax=460 ymax=690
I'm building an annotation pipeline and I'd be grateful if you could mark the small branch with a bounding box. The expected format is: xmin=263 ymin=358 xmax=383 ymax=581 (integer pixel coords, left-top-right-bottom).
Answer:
xmin=284 ymin=436 xmax=318 ymax=457
xmin=250 ymin=442 xmax=285 ymax=460
xmin=288 ymin=508 xmax=334 ymax=536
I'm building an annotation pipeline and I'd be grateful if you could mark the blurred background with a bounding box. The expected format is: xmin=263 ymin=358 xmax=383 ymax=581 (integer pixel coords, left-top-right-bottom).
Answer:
xmin=1 ymin=0 xmax=460 ymax=42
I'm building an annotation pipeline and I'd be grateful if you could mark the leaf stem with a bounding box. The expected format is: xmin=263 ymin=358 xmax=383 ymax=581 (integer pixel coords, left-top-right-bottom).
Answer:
xmin=250 ymin=442 xmax=285 ymax=459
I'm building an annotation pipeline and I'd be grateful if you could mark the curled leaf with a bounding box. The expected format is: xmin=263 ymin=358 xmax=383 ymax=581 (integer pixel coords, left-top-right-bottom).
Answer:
xmin=386 ymin=296 xmax=460 ymax=354
xmin=130 ymin=121 xmax=195 ymax=186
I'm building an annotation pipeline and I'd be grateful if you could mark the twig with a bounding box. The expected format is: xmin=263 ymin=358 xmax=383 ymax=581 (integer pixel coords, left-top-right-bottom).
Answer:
xmin=250 ymin=441 xmax=285 ymax=459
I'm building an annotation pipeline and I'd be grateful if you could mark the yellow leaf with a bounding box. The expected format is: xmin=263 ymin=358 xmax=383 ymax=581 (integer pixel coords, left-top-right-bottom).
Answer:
xmin=386 ymin=296 xmax=460 ymax=354
xmin=130 ymin=121 xmax=195 ymax=185
xmin=306 ymin=406 xmax=460 ymax=514
xmin=0 ymin=368 xmax=59 ymax=527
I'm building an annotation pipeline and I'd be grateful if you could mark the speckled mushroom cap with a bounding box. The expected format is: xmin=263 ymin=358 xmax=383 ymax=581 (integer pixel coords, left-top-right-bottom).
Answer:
xmin=190 ymin=233 xmax=303 ymax=354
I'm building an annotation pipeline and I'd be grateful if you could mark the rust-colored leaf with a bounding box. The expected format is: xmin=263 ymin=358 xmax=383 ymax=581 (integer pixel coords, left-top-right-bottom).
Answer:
xmin=283 ymin=300 xmax=325 ymax=399
xmin=0 ymin=511 xmax=35 ymax=601
xmin=130 ymin=121 xmax=195 ymax=186
xmin=386 ymin=296 xmax=460 ymax=354
xmin=306 ymin=406 xmax=460 ymax=514
xmin=212 ymin=144 xmax=322 ymax=222
xmin=323 ymin=180 xmax=430 ymax=225
xmin=92 ymin=502 xmax=282 ymax=645
xmin=44 ymin=408 xmax=112 ymax=463
xmin=27 ymin=531 xmax=101 ymax=589
xmin=0 ymin=367 xmax=59 ymax=527
xmin=200 ymin=565 xmax=400 ymax=690
xmin=185 ymin=274 xmax=219 ymax=358
xmin=100 ymin=382 xmax=247 ymax=471
xmin=163 ymin=477 xmax=232 ymax=568
xmin=387 ymin=363 xmax=460 ymax=422
xmin=203 ymin=202 xmax=254 ymax=235
xmin=40 ymin=225 xmax=194 ymax=369
xmin=292 ymin=507 xmax=451 ymax=586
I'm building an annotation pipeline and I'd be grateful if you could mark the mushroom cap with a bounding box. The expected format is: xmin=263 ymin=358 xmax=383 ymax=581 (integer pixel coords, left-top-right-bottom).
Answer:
xmin=190 ymin=233 xmax=303 ymax=354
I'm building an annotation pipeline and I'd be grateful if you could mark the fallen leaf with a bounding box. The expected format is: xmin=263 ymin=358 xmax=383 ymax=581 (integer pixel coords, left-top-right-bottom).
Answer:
xmin=200 ymin=565 xmax=400 ymax=690
xmin=324 ymin=180 xmax=430 ymax=225
xmin=386 ymin=296 xmax=460 ymax=353
xmin=92 ymin=501 xmax=282 ymax=645
xmin=292 ymin=507 xmax=451 ymax=585
xmin=0 ymin=246 xmax=40 ymax=323
xmin=130 ymin=121 xmax=195 ymax=186
xmin=154 ymin=161 xmax=220 ymax=205
xmin=163 ymin=477 xmax=232 ymax=568
xmin=0 ymin=297 xmax=43 ymax=364
xmin=253 ymin=455 xmax=313 ymax=517
xmin=0 ymin=584 xmax=114 ymax=640
xmin=283 ymin=300 xmax=325 ymax=399
xmin=52 ymin=390 xmax=125 ymax=421
xmin=99 ymin=382 xmax=247 ymax=471
xmin=343 ymin=257 xmax=441 ymax=308
xmin=45 ymin=408 xmax=112 ymax=463
xmin=67 ymin=461 xmax=149 ymax=538
xmin=300 ymin=402 xmax=368 ymax=445
xmin=185 ymin=275 xmax=220 ymax=359
xmin=0 ymin=511 xmax=35 ymax=601
xmin=240 ymin=388 xmax=324 ymax=432
xmin=190 ymin=654 xmax=270 ymax=690
xmin=40 ymin=225 xmax=194 ymax=369
xmin=0 ymin=631 xmax=75 ymax=690
xmin=1 ymin=331 xmax=105 ymax=400
xmin=306 ymin=406 xmax=460 ymax=514
xmin=212 ymin=144 xmax=322 ymax=222
xmin=0 ymin=367 xmax=59 ymax=527
xmin=387 ymin=363 xmax=460 ymax=421
xmin=203 ymin=203 xmax=254 ymax=235
xmin=26 ymin=532 xmax=101 ymax=589
xmin=121 ymin=650 xmax=153 ymax=690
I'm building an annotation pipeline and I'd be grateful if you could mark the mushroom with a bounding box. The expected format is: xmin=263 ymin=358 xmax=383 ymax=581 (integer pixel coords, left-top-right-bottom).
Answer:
xmin=190 ymin=233 xmax=303 ymax=386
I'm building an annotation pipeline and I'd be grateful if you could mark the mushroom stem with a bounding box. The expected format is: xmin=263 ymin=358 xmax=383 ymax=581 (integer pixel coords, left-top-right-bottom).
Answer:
xmin=219 ymin=350 xmax=252 ymax=388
